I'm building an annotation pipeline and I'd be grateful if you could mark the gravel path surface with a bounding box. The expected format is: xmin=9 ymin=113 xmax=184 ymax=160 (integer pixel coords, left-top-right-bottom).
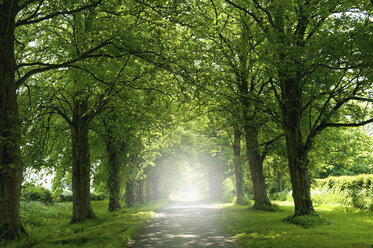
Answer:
xmin=126 ymin=201 xmax=240 ymax=248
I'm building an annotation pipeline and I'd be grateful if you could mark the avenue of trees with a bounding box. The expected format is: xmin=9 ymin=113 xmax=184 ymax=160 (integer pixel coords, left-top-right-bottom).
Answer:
xmin=1 ymin=0 xmax=373 ymax=242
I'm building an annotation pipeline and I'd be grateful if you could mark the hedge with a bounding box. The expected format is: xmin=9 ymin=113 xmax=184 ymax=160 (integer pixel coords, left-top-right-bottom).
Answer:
xmin=314 ymin=174 xmax=373 ymax=210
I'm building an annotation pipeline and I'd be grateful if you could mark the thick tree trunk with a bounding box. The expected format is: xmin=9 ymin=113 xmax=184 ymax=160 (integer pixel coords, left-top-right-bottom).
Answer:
xmin=244 ymin=125 xmax=271 ymax=208
xmin=71 ymin=101 xmax=95 ymax=223
xmin=136 ymin=179 xmax=144 ymax=204
xmin=238 ymin=68 xmax=270 ymax=207
xmin=106 ymin=138 xmax=121 ymax=212
xmin=233 ymin=128 xmax=245 ymax=204
xmin=285 ymin=129 xmax=315 ymax=216
xmin=280 ymin=77 xmax=316 ymax=216
xmin=125 ymin=179 xmax=135 ymax=207
xmin=0 ymin=2 xmax=26 ymax=241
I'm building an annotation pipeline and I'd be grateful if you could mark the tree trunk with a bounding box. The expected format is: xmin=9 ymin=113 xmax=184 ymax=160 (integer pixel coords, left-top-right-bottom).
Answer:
xmin=233 ymin=128 xmax=245 ymax=204
xmin=145 ymin=177 xmax=151 ymax=202
xmin=136 ymin=179 xmax=144 ymax=204
xmin=237 ymin=63 xmax=270 ymax=207
xmin=106 ymin=138 xmax=121 ymax=212
xmin=277 ymin=171 xmax=283 ymax=192
xmin=125 ymin=179 xmax=135 ymax=207
xmin=280 ymin=76 xmax=316 ymax=216
xmin=244 ymin=125 xmax=271 ymax=208
xmin=207 ymin=162 xmax=223 ymax=201
xmin=151 ymin=175 xmax=160 ymax=200
xmin=0 ymin=2 xmax=26 ymax=241
xmin=71 ymin=100 xmax=95 ymax=223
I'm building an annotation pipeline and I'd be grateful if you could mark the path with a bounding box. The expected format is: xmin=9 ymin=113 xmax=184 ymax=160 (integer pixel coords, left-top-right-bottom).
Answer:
xmin=127 ymin=201 xmax=240 ymax=248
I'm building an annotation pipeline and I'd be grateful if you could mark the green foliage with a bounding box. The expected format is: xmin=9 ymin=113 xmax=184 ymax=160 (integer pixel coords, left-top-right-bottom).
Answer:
xmin=90 ymin=192 xmax=107 ymax=201
xmin=4 ymin=200 xmax=168 ymax=248
xmin=269 ymin=190 xmax=293 ymax=202
xmin=56 ymin=190 xmax=73 ymax=202
xmin=21 ymin=183 xmax=54 ymax=204
xmin=310 ymin=128 xmax=373 ymax=178
xmin=217 ymin=202 xmax=373 ymax=248
xmin=313 ymin=175 xmax=373 ymax=210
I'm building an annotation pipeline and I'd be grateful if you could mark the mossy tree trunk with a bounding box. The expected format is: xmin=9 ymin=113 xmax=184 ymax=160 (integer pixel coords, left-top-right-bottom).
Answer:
xmin=70 ymin=99 xmax=96 ymax=223
xmin=105 ymin=138 xmax=122 ymax=211
xmin=280 ymin=77 xmax=315 ymax=216
xmin=103 ymin=115 xmax=123 ymax=212
xmin=125 ymin=179 xmax=135 ymax=207
xmin=0 ymin=1 xmax=26 ymax=240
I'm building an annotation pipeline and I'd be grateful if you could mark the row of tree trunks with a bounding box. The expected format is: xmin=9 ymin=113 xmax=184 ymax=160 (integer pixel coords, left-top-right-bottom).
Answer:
xmin=0 ymin=1 xmax=26 ymax=241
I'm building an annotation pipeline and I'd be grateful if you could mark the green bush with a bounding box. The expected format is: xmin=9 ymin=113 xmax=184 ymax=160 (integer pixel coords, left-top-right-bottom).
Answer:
xmin=21 ymin=183 xmax=54 ymax=204
xmin=56 ymin=190 xmax=107 ymax=202
xmin=269 ymin=190 xmax=292 ymax=201
xmin=57 ymin=189 xmax=73 ymax=202
xmin=313 ymin=174 xmax=373 ymax=210
xmin=90 ymin=192 xmax=107 ymax=201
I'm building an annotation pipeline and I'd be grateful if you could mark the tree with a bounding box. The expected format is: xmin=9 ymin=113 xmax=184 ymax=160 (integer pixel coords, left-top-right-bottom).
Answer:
xmin=0 ymin=0 xmax=107 ymax=240
xmin=225 ymin=0 xmax=373 ymax=216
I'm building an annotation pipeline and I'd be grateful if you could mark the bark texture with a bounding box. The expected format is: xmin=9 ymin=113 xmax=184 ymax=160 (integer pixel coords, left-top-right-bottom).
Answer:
xmin=0 ymin=1 xmax=26 ymax=241
xmin=71 ymin=100 xmax=95 ymax=223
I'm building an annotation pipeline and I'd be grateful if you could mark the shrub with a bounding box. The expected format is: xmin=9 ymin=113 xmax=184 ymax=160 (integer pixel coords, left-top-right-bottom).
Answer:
xmin=90 ymin=192 xmax=107 ymax=201
xmin=313 ymin=174 xmax=373 ymax=210
xmin=21 ymin=183 xmax=54 ymax=204
xmin=57 ymin=190 xmax=73 ymax=202
xmin=269 ymin=190 xmax=292 ymax=201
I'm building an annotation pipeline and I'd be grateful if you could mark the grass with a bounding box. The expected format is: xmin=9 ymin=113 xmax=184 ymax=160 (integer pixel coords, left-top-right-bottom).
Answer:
xmin=2 ymin=200 xmax=168 ymax=248
xmin=216 ymin=201 xmax=373 ymax=248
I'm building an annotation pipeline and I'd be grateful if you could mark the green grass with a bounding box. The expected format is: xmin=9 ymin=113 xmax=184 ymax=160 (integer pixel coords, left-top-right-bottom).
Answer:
xmin=3 ymin=200 xmax=168 ymax=248
xmin=216 ymin=201 xmax=373 ymax=248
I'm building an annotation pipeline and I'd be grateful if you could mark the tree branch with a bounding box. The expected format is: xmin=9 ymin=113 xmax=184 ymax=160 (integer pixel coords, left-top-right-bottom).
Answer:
xmin=15 ymin=38 xmax=113 ymax=88
xmin=16 ymin=0 xmax=103 ymax=27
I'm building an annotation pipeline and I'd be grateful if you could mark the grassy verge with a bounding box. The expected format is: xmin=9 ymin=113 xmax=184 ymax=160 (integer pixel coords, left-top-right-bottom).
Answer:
xmin=3 ymin=200 xmax=168 ymax=248
xmin=216 ymin=201 xmax=373 ymax=248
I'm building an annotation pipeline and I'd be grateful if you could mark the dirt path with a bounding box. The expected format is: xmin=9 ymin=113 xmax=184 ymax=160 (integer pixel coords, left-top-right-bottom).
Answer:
xmin=126 ymin=201 xmax=240 ymax=248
